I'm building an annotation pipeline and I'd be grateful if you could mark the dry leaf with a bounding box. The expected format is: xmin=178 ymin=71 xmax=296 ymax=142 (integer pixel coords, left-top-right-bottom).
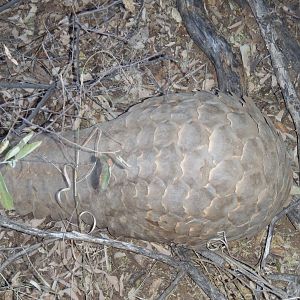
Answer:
xmin=172 ymin=83 xmax=189 ymax=90
xmin=29 ymin=280 xmax=42 ymax=292
xmin=3 ymin=45 xmax=18 ymax=66
xmin=128 ymin=287 xmax=139 ymax=300
xmin=123 ymin=0 xmax=135 ymax=13
xmin=275 ymin=121 xmax=289 ymax=134
xmin=128 ymin=27 xmax=149 ymax=49
xmin=99 ymin=290 xmax=105 ymax=300
xmin=151 ymin=242 xmax=171 ymax=255
xmin=240 ymin=44 xmax=251 ymax=77
xmin=114 ymin=252 xmax=126 ymax=259
xmin=106 ymin=275 xmax=119 ymax=292
xmin=275 ymin=109 xmax=285 ymax=122
xmin=259 ymin=73 xmax=271 ymax=84
xmin=28 ymin=218 xmax=46 ymax=227
xmin=228 ymin=20 xmax=242 ymax=29
xmin=203 ymin=78 xmax=215 ymax=90
xmin=271 ymin=74 xmax=278 ymax=87
xmin=149 ymin=278 xmax=163 ymax=299
xmin=271 ymin=247 xmax=285 ymax=257
xmin=119 ymin=274 xmax=125 ymax=297
xmin=171 ymin=8 xmax=182 ymax=23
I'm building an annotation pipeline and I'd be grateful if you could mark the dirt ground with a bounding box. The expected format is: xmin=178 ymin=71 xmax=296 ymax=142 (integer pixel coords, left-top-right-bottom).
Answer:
xmin=0 ymin=0 xmax=299 ymax=299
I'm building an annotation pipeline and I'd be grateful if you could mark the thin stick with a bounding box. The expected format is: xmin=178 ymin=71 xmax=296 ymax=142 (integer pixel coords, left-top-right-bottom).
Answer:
xmin=0 ymin=240 xmax=54 ymax=273
xmin=157 ymin=270 xmax=186 ymax=300
xmin=0 ymin=0 xmax=22 ymax=14
xmin=200 ymin=250 xmax=288 ymax=299
xmin=15 ymin=82 xmax=57 ymax=134
xmin=0 ymin=82 xmax=52 ymax=89
xmin=260 ymin=197 xmax=300 ymax=269
xmin=77 ymin=0 xmax=123 ymax=17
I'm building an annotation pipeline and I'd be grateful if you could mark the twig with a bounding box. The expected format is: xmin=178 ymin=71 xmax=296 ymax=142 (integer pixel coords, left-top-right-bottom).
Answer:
xmin=0 ymin=82 xmax=52 ymax=89
xmin=15 ymin=117 xmax=119 ymax=156
xmin=71 ymin=12 xmax=83 ymax=226
xmin=72 ymin=15 xmax=81 ymax=86
xmin=268 ymin=273 xmax=300 ymax=298
xmin=267 ymin=273 xmax=300 ymax=283
xmin=0 ymin=240 xmax=54 ymax=273
xmin=254 ymin=2 xmax=300 ymax=73
xmin=177 ymin=247 xmax=226 ymax=300
xmin=199 ymin=250 xmax=288 ymax=299
xmin=89 ymin=53 xmax=176 ymax=89
xmin=77 ymin=23 xmax=129 ymax=43
xmin=0 ymin=213 xmax=179 ymax=266
xmin=183 ymin=260 xmax=226 ymax=300
xmin=77 ymin=0 xmax=123 ymax=17
xmin=260 ymin=197 xmax=300 ymax=269
xmin=157 ymin=270 xmax=186 ymax=300
xmin=124 ymin=0 xmax=145 ymax=41
xmin=15 ymin=82 xmax=57 ymax=134
xmin=0 ymin=0 xmax=22 ymax=14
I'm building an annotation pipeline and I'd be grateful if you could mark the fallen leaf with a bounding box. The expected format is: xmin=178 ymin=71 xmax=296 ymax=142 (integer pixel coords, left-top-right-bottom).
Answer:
xmin=3 ymin=45 xmax=18 ymax=66
xmin=171 ymin=8 xmax=182 ymax=23
xmin=151 ymin=242 xmax=171 ymax=255
xmin=123 ymin=0 xmax=135 ymax=13
xmin=0 ymin=172 xmax=14 ymax=210
xmin=240 ymin=44 xmax=251 ymax=77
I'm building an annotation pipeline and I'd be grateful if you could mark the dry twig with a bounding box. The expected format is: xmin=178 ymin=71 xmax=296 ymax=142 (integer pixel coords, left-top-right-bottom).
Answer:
xmin=260 ymin=197 xmax=300 ymax=269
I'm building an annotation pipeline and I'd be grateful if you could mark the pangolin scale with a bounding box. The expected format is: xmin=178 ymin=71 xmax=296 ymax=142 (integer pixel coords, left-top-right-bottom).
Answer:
xmin=2 ymin=91 xmax=292 ymax=248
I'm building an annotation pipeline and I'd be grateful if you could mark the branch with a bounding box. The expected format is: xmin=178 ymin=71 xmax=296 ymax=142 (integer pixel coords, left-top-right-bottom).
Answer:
xmin=260 ymin=197 xmax=300 ymax=269
xmin=0 ymin=82 xmax=52 ymax=89
xmin=15 ymin=82 xmax=57 ymax=134
xmin=0 ymin=0 xmax=22 ymax=14
xmin=177 ymin=0 xmax=245 ymax=96
xmin=157 ymin=270 xmax=186 ymax=300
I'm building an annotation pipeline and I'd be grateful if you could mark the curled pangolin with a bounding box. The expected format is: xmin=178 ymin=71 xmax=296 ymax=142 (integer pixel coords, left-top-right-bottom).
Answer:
xmin=2 ymin=91 xmax=292 ymax=248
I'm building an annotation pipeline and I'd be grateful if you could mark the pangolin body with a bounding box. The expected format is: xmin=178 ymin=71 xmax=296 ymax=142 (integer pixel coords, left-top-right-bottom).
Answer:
xmin=2 ymin=91 xmax=292 ymax=248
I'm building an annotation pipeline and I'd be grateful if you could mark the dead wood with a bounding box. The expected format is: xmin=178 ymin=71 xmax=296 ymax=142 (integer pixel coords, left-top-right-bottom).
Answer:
xmin=177 ymin=0 xmax=245 ymax=96
xmin=0 ymin=0 xmax=22 ymax=14
xmin=237 ymin=0 xmax=300 ymax=73
xmin=260 ymin=197 xmax=300 ymax=269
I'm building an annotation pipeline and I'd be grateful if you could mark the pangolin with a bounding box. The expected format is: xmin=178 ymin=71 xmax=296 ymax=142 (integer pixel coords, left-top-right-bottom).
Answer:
xmin=1 ymin=91 xmax=292 ymax=248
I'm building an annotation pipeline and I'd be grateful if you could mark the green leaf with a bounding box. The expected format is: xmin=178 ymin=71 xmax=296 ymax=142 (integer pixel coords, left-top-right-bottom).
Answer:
xmin=0 ymin=140 xmax=9 ymax=155
xmin=0 ymin=172 xmax=14 ymax=210
xmin=19 ymin=131 xmax=34 ymax=146
xmin=4 ymin=132 xmax=36 ymax=162
xmin=99 ymin=156 xmax=111 ymax=191
xmin=4 ymin=145 xmax=21 ymax=161
xmin=15 ymin=141 xmax=42 ymax=160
